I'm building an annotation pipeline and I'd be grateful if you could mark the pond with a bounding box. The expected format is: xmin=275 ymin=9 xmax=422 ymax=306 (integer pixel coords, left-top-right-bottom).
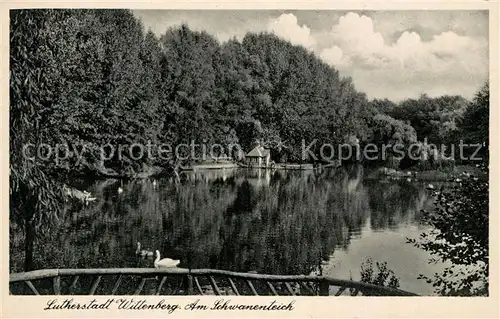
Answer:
xmin=9 ymin=165 xmax=449 ymax=295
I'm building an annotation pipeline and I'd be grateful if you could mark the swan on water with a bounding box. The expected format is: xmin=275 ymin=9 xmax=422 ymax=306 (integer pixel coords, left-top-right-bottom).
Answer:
xmin=135 ymin=242 xmax=154 ymax=257
xmin=154 ymin=250 xmax=180 ymax=268
xmin=118 ymin=187 xmax=123 ymax=194
xmin=426 ymin=184 xmax=435 ymax=190
xmin=84 ymin=197 xmax=97 ymax=206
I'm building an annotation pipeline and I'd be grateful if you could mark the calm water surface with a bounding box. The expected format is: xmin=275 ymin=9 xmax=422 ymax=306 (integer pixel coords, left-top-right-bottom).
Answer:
xmin=10 ymin=166 xmax=448 ymax=295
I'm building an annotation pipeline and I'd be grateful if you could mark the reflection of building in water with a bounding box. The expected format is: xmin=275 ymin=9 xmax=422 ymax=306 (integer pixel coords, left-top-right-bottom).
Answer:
xmin=273 ymin=169 xmax=314 ymax=181
xmin=347 ymin=165 xmax=363 ymax=194
xmin=246 ymin=169 xmax=271 ymax=188
xmin=180 ymin=168 xmax=272 ymax=188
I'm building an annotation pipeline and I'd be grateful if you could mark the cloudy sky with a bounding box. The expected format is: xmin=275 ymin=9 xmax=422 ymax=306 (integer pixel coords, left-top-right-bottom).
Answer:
xmin=133 ymin=10 xmax=489 ymax=101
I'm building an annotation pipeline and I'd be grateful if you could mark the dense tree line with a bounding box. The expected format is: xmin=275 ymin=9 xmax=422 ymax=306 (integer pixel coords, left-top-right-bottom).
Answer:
xmin=369 ymin=86 xmax=489 ymax=158
xmin=11 ymin=9 xmax=489 ymax=173
xmin=370 ymin=95 xmax=468 ymax=145
xmin=9 ymin=9 xmax=407 ymax=176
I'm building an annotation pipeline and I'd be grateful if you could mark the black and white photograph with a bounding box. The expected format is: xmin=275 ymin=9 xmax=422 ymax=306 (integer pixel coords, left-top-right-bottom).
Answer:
xmin=8 ymin=8 xmax=490 ymax=300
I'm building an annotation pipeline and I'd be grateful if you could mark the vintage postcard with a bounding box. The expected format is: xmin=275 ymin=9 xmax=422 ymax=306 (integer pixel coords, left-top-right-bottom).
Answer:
xmin=1 ymin=0 xmax=499 ymax=318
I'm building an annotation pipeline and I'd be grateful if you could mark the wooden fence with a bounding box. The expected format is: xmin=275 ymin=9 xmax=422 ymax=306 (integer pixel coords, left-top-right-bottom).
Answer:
xmin=9 ymin=268 xmax=418 ymax=296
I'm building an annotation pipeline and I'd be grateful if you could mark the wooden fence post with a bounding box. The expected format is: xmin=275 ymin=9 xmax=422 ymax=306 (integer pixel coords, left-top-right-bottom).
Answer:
xmin=187 ymin=274 xmax=194 ymax=295
xmin=319 ymin=280 xmax=330 ymax=296
xmin=53 ymin=276 xmax=61 ymax=295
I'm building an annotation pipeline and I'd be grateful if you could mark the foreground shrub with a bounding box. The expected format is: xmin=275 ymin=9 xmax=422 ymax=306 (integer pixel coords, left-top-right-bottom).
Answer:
xmin=407 ymin=165 xmax=488 ymax=296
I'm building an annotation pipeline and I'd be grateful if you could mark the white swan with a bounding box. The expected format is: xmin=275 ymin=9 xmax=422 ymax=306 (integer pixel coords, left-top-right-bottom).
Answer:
xmin=154 ymin=250 xmax=180 ymax=268
xmin=117 ymin=187 xmax=123 ymax=194
xmin=136 ymin=242 xmax=153 ymax=257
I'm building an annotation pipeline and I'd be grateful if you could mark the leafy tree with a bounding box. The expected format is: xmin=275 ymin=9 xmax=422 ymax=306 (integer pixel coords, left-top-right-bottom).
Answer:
xmin=369 ymin=98 xmax=397 ymax=115
xmin=369 ymin=114 xmax=417 ymax=145
xmin=390 ymin=94 xmax=468 ymax=145
xmin=407 ymin=166 xmax=488 ymax=296
xmin=159 ymin=25 xmax=220 ymax=149
xmin=10 ymin=9 xmax=165 ymax=270
xmin=456 ymin=82 xmax=489 ymax=161
xmin=364 ymin=113 xmax=417 ymax=167
xmin=10 ymin=9 xmax=72 ymax=270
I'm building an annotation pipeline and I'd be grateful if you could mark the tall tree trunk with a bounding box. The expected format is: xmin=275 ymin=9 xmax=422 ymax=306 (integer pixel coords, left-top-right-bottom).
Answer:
xmin=24 ymin=218 xmax=35 ymax=272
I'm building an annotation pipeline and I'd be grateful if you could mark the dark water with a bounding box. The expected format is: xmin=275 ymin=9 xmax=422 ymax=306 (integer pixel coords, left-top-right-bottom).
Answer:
xmin=10 ymin=166 xmax=448 ymax=295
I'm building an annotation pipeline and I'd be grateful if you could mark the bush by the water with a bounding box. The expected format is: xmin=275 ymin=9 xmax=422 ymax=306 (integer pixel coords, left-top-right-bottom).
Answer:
xmin=407 ymin=164 xmax=489 ymax=296
xmin=359 ymin=257 xmax=401 ymax=289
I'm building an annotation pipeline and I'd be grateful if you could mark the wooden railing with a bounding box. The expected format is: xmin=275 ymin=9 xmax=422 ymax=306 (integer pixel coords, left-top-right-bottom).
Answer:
xmin=9 ymin=268 xmax=418 ymax=296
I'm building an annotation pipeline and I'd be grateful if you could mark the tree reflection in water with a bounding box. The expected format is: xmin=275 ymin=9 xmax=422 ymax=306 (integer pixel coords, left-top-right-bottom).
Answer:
xmin=10 ymin=165 xmax=430 ymax=278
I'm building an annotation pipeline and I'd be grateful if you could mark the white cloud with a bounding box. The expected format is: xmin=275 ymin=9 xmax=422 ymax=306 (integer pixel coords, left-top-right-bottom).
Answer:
xmin=428 ymin=31 xmax=478 ymax=54
xmin=331 ymin=12 xmax=385 ymax=56
xmin=318 ymin=12 xmax=488 ymax=100
xmin=319 ymin=46 xmax=350 ymax=68
xmin=393 ymin=31 xmax=423 ymax=57
xmin=267 ymin=13 xmax=316 ymax=50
